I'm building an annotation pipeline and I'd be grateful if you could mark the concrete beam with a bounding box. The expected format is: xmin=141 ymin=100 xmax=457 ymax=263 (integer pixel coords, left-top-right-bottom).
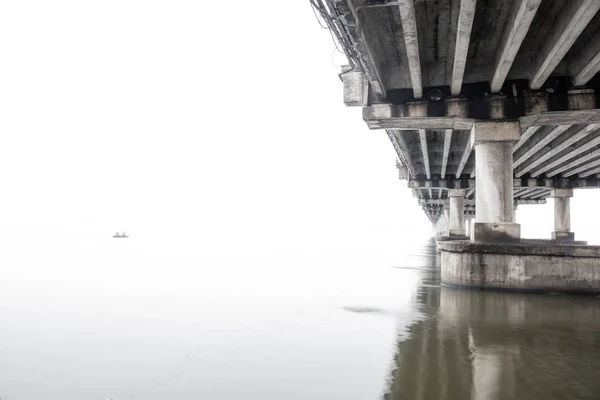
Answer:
xmin=343 ymin=1 xmax=387 ymax=97
xmin=571 ymin=25 xmax=600 ymax=86
xmin=418 ymin=129 xmax=431 ymax=179
xmin=516 ymin=124 xmax=600 ymax=177
xmin=567 ymin=178 xmax=600 ymax=188
xmin=562 ymin=154 xmax=600 ymax=177
xmin=419 ymin=199 xmax=453 ymax=206
xmin=441 ymin=129 xmax=453 ymax=178
xmin=517 ymin=199 xmax=547 ymax=205
xmin=363 ymin=113 xmax=475 ymax=131
xmin=514 ymin=178 xmax=555 ymax=188
xmin=421 ymin=199 xmax=473 ymax=206
xmin=529 ymin=0 xmax=600 ymax=90
xmin=520 ymin=110 xmax=600 ymax=129
xmin=410 ymin=176 xmax=600 ymax=192
xmin=398 ymin=0 xmax=423 ymax=99
xmin=451 ymin=0 xmax=477 ymax=96
xmin=513 ymin=125 xmax=571 ymax=168
xmin=580 ymin=165 xmax=600 ymax=178
xmin=490 ymin=0 xmax=542 ymax=93
xmin=520 ymin=188 xmax=549 ymax=199
xmin=512 ymin=125 xmax=540 ymax=153
xmin=528 ymin=189 xmax=549 ymax=199
xmin=516 ymin=188 xmax=536 ymax=198
xmin=455 ymin=138 xmax=473 ymax=178
xmin=388 ymin=130 xmax=417 ymax=177
xmin=408 ymin=179 xmax=475 ymax=190
xmin=513 ymin=188 xmax=529 ymax=196
xmin=531 ymin=134 xmax=600 ymax=177
xmin=423 ymin=198 xmax=546 ymax=207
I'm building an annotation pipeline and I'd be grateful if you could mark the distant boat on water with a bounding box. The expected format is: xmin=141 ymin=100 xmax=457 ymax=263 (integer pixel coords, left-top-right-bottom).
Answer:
xmin=113 ymin=231 xmax=129 ymax=238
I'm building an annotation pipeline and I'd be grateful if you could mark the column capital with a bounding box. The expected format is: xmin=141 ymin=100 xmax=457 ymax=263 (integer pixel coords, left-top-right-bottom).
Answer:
xmin=448 ymin=189 xmax=466 ymax=197
xmin=550 ymin=188 xmax=573 ymax=198
xmin=471 ymin=121 xmax=521 ymax=144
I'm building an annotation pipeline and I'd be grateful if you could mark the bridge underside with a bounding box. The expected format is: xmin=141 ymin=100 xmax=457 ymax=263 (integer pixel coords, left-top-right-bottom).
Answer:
xmin=313 ymin=0 xmax=600 ymax=224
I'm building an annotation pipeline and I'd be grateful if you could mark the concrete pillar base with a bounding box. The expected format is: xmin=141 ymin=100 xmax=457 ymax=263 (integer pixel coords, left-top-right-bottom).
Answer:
xmin=449 ymin=233 xmax=469 ymax=239
xmin=473 ymin=222 xmax=521 ymax=244
xmin=436 ymin=234 xmax=470 ymax=242
xmin=439 ymin=240 xmax=600 ymax=294
xmin=552 ymin=231 xmax=576 ymax=241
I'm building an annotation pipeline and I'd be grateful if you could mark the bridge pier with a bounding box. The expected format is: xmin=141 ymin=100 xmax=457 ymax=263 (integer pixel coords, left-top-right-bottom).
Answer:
xmin=472 ymin=121 xmax=521 ymax=243
xmin=438 ymin=121 xmax=598 ymax=294
xmin=313 ymin=0 xmax=600 ymax=294
xmin=551 ymin=189 xmax=574 ymax=241
xmin=448 ymin=189 xmax=466 ymax=237
xmin=442 ymin=205 xmax=450 ymax=236
xmin=465 ymin=217 xmax=473 ymax=238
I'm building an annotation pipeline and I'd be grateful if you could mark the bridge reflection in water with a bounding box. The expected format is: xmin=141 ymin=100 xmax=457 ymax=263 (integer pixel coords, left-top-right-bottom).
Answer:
xmin=384 ymin=242 xmax=600 ymax=400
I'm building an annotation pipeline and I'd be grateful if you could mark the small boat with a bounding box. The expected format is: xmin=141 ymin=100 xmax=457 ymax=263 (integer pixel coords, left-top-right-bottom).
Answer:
xmin=113 ymin=231 xmax=129 ymax=238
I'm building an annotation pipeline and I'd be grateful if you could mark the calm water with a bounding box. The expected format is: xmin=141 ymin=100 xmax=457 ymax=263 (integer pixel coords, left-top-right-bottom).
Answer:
xmin=1 ymin=238 xmax=599 ymax=399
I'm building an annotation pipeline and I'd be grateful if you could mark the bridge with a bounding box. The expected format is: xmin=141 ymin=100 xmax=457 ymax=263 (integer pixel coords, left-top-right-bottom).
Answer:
xmin=311 ymin=0 xmax=600 ymax=293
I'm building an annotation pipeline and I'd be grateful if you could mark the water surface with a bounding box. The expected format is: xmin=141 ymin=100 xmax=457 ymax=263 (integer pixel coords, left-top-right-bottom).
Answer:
xmin=0 ymin=238 xmax=599 ymax=399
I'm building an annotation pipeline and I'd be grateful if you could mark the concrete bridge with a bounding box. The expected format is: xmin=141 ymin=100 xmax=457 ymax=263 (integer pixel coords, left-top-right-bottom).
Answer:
xmin=311 ymin=0 xmax=600 ymax=293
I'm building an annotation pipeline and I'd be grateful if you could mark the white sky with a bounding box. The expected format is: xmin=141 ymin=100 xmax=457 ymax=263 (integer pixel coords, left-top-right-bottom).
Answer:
xmin=0 ymin=0 xmax=598 ymax=248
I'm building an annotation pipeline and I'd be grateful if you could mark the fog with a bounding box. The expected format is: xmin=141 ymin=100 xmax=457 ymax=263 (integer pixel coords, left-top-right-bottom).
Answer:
xmin=1 ymin=1 xmax=600 ymax=399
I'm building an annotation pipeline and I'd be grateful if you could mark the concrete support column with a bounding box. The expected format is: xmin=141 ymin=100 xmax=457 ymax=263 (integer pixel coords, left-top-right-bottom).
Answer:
xmin=472 ymin=121 xmax=521 ymax=243
xmin=465 ymin=216 xmax=472 ymax=237
xmin=443 ymin=205 xmax=450 ymax=235
xmin=435 ymin=218 xmax=444 ymax=236
xmin=551 ymin=189 xmax=574 ymax=241
xmin=448 ymin=189 xmax=466 ymax=237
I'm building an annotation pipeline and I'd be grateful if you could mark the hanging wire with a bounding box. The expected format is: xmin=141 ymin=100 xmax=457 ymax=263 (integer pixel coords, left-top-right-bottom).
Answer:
xmin=310 ymin=0 xmax=329 ymax=29
xmin=309 ymin=0 xmax=359 ymax=80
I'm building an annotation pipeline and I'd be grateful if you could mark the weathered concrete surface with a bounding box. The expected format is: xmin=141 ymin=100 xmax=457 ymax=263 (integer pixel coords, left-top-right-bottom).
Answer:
xmin=439 ymin=240 xmax=600 ymax=293
xmin=471 ymin=121 xmax=521 ymax=143
xmin=474 ymin=142 xmax=515 ymax=223
xmin=436 ymin=235 xmax=469 ymax=242
xmin=525 ymin=238 xmax=587 ymax=246
xmin=343 ymin=71 xmax=368 ymax=107
xmin=473 ymin=121 xmax=520 ymax=242
xmin=448 ymin=189 xmax=465 ymax=236
xmin=551 ymin=188 xmax=574 ymax=241
xmin=472 ymin=222 xmax=521 ymax=243
xmin=315 ymin=0 xmax=600 ymax=226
